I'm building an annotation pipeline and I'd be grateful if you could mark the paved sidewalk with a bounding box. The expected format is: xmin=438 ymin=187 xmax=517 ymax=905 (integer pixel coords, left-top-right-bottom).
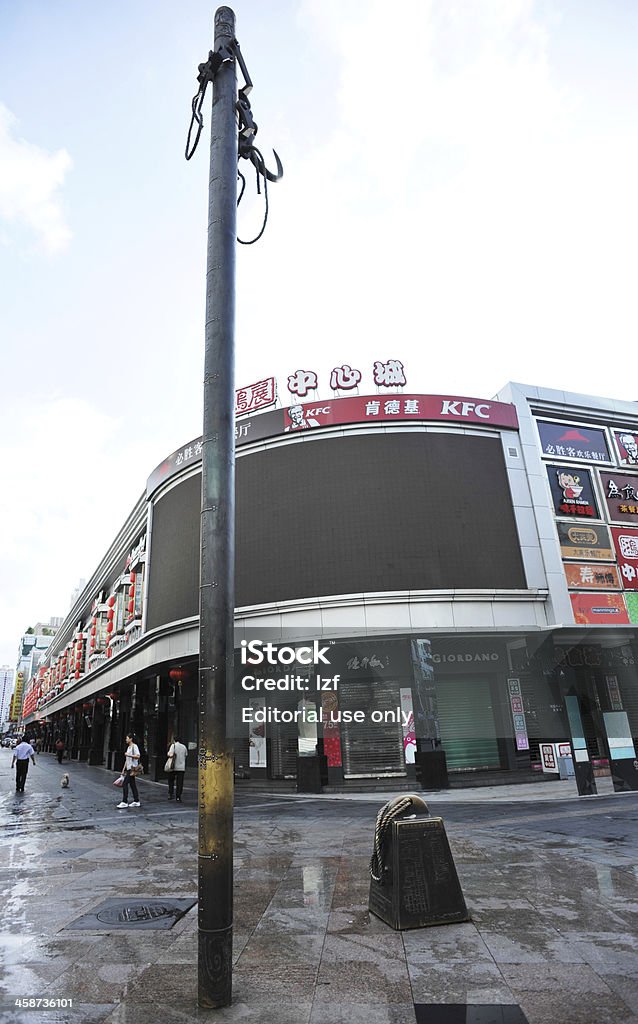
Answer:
xmin=1 ymin=752 xmax=637 ymax=1024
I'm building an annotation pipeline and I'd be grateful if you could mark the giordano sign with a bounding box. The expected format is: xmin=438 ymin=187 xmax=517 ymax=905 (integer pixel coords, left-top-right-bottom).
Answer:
xmin=430 ymin=640 xmax=504 ymax=672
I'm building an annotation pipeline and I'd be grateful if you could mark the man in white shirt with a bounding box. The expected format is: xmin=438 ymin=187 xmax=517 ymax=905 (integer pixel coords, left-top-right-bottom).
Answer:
xmin=166 ymin=736 xmax=188 ymax=802
xmin=11 ymin=737 xmax=36 ymax=793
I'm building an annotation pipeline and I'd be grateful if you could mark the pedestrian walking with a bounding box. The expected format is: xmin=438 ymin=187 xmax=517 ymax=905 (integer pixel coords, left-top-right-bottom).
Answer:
xmin=116 ymin=733 xmax=142 ymax=809
xmin=11 ymin=737 xmax=36 ymax=793
xmin=165 ymin=736 xmax=188 ymax=802
xmin=55 ymin=737 xmax=65 ymax=764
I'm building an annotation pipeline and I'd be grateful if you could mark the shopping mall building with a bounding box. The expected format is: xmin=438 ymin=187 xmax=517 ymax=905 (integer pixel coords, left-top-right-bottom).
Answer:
xmin=20 ymin=381 xmax=638 ymax=789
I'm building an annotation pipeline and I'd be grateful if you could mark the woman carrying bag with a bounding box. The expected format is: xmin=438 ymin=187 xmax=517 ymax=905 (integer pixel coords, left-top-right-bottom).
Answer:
xmin=116 ymin=733 xmax=142 ymax=809
xmin=165 ymin=735 xmax=188 ymax=802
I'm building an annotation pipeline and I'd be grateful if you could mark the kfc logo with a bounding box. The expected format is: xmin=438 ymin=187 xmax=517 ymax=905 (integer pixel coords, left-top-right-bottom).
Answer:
xmin=285 ymin=405 xmax=331 ymax=431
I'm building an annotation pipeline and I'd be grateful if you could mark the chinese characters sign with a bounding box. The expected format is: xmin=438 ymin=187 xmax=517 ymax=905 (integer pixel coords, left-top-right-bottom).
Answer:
xmin=610 ymin=527 xmax=638 ymax=590
xmin=555 ymin=522 xmax=613 ymax=560
xmin=546 ymin=465 xmax=599 ymax=519
xmin=563 ymin=563 xmax=621 ymax=591
xmin=600 ymin=471 xmax=638 ymax=523
xmin=537 ymin=421 xmax=611 ymax=463
xmin=287 ymin=360 xmax=407 ymax=397
xmin=283 ymin=394 xmax=518 ymax=432
xmin=507 ymin=678 xmax=529 ymax=751
xmin=235 ymin=377 xmax=276 ymax=416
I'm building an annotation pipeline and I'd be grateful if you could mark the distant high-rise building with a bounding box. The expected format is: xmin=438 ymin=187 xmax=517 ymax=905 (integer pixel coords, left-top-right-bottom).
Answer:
xmin=69 ymin=580 xmax=86 ymax=609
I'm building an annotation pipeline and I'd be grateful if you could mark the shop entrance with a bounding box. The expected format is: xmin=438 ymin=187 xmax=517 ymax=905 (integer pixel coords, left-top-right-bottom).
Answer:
xmin=436 ymin=675 xmax=500 ymax=770
xmin=339 ymin=680 xmax=406 ymax=778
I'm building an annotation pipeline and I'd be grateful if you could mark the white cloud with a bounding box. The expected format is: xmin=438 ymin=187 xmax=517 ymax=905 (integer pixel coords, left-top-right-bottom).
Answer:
xmin=0 ymin=396 xmax=160 ymax=665
xmin=236 ymin=0 xmax=638 ymax=400
xmin=0 ymin=102 xmax=72 ymax=253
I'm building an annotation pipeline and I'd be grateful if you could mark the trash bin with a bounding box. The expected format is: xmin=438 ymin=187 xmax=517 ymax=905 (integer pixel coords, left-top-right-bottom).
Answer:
xmin=414 ymin=749 xmax=449 ymax=790
xmin=296 ymin=755 xmax=323 ymax=793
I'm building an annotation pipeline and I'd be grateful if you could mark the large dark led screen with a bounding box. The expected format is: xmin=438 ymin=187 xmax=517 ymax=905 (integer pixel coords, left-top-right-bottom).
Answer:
xmin=146 ymin=432 xmax=526 ymax=627
xmin=237 ymin=433 xmax=525 ymax=604
xmin=146 ymin=473 xmax=201 ymax=631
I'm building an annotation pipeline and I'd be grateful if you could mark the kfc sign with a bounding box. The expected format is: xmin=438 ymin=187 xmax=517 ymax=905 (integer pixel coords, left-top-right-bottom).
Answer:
xmin=282 ymin=394 xmax=518 ymax=432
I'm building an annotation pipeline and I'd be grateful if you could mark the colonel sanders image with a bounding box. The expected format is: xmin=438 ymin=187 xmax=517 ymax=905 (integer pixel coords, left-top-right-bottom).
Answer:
xmin=285 ymin=404 xmax=320 ymax=431
xmin=618 ymin=432 xmax=638 ymax=465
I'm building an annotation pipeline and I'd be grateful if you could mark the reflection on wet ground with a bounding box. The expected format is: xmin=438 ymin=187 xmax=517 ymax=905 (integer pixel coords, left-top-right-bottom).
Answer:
xmin=0 ymin=755 xmax=638 ymax=1023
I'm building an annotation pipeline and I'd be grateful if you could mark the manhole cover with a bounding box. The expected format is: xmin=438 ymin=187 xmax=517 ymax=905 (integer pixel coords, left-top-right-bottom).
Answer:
xmin=66 ymin=897 xmax=196 ymax=931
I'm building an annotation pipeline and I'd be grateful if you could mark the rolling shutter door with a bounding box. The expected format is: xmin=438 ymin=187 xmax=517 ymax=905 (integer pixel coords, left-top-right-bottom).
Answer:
xmin=339 ymin=680 xmax=406 ymax=778
xmin=436 ymin=676 xmax=500 ymax=770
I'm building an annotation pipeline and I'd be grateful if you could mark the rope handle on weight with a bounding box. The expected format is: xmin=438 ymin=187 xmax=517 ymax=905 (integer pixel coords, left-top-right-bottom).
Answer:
xmin=369 ymin=795 xmax=417 ymax=883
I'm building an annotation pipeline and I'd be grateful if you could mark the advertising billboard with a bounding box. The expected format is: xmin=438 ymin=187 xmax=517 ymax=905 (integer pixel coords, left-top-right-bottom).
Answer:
xmin=570 ymin=593 xmax=629 ymax=625
xmin=563 ymin=563 xmax=621 ymax=591
xmin=546 ymin=465 xmax=599 ymax=519
xmin=555 ymin=522 xmax=614 ymax=561
xmin=536 ymin=421 xmax=611 ymax=463
xmin=599 ymin=471 xmax=638 ymax=525
xmin=612 ymin=429 xmax=638 ymax=467
xmin=610 ymin=526 xmax=638 ymax=591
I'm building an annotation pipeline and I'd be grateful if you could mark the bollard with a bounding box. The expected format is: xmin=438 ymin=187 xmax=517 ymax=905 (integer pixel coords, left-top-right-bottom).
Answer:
xmin=368 ymin=794 xmax=469 ymax=930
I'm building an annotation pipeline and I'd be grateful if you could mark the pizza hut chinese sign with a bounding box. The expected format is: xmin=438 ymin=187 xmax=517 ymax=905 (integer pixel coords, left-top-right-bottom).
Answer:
xmin=537 ymin=421 xmax=611 ymax=463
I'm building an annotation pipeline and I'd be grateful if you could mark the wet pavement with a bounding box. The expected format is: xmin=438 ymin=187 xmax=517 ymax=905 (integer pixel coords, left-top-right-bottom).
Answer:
xmin=1 ymin=751 xmax=638 ymax=1023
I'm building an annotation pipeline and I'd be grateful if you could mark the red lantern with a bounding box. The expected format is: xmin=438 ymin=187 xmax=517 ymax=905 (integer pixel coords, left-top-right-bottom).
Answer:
xmin=91 ymin=626 xmax=96 ymax=636
xmin=129 ymin=571 xmax=136 ymax=583
xmin=169 ymin=667 xmax=189 ymax=683
xmin=129 ymin=585 xmax=135 ymax=597
xmin=128 ymin=600 xmax=134 ymax=613
xmin=107 ymin=648 xmax=112 ymax=658
xmin=107 ymin=608 xmax=114 ymax=621
xmin=82 ymin=702 xmax=91 ymax=710
xmin=75 ymin=671 xmax=80 ymax=680
xmin=108 ymin=595 xmax=116 ymax=607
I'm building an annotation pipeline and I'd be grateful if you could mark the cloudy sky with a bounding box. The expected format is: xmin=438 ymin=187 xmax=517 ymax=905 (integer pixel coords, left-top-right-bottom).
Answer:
xmin=1 ymin=0 xmax=637 ymax=668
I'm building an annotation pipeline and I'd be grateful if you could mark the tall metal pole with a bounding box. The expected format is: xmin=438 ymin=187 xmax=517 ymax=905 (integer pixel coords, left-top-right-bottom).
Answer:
xmin=198 ymin=5 xmax=236 ymax=1010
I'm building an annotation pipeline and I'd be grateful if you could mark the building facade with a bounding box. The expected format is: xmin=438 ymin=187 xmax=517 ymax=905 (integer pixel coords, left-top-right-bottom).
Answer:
xmin=19 ymin=383 xmax=638 ymax=788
